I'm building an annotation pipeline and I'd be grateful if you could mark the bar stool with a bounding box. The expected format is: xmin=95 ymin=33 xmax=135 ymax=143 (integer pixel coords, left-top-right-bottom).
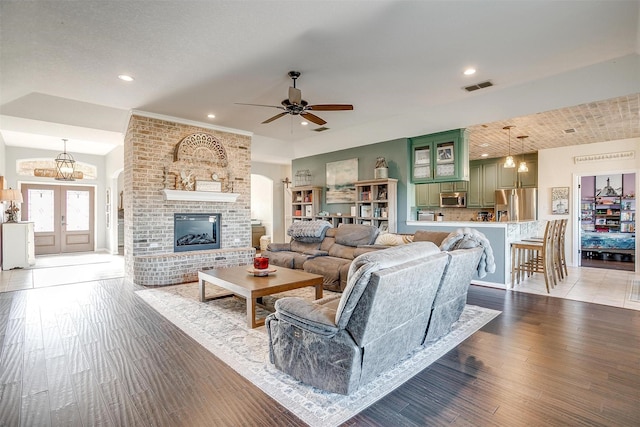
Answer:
xmin=510 ymin=220 xmax=557 ymax=292
xmin=557 ymin=218 xmax=568 ymax=279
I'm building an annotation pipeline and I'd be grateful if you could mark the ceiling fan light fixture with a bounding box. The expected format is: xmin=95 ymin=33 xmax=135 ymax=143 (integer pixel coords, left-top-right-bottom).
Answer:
xmin=301 ymin=121 xmax=308 ymax=126
xmin=503 ymin=125 xmax=515 ymax=168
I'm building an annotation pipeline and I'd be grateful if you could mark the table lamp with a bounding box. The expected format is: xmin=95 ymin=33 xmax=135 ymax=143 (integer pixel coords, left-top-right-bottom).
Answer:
xmin=0 ymin=188 xmax=23 ymax=222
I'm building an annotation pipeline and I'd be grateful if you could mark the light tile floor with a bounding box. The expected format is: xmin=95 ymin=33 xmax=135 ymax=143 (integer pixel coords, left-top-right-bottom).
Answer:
xmin=2 ymin=253 xmax=639 ymax=312
xmin=0 ymin=252 xmax=124 ymax=293
xmin=510 ymin=265 xmax=640 ymax=311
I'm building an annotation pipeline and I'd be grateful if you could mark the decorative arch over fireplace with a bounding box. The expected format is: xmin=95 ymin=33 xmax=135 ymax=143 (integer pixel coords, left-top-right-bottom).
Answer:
xmin=173 ymin=132 xmax=228 ymax=166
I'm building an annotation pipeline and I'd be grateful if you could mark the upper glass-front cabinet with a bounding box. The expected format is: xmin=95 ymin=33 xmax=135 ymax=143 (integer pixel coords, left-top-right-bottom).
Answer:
xmin=410 ymin=129 xmax=469 ymax=183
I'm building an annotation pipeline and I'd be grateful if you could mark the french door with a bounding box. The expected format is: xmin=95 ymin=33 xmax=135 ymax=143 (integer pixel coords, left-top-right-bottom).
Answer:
xmin=21 ymin=184 xmax=95 ymax=255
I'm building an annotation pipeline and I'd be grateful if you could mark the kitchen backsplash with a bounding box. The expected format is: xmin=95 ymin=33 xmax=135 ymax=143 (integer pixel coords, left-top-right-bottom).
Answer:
xmin=424 ymin=207 xmax=496 ymax=222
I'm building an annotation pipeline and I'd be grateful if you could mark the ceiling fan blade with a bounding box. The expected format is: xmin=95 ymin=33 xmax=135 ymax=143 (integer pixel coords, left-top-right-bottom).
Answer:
xmin=235 ymin=102 xmax=284 ymax=110
xmin=262 ymin=112 xmax=289 ymax=124
xmin=288 ymin=87 xmax=302 ymax=105
xmin=308 ymin=104 xmax=354 ymax=111
xmin=301 ymin=112 xmax=327 ymax=126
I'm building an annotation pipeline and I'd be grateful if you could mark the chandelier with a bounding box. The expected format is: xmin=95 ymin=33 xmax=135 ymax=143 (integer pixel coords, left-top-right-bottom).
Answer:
xmin=55 ymin=139 xmax=76 ymax=181
xmin=517 ymin=135 xmax=529 ymax=173
xmin=503 ymin=126 xmax=515 ymax=168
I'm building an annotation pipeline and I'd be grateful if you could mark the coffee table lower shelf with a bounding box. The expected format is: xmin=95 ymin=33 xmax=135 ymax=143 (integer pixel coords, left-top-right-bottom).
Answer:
xmin=198 ymin=265 xmax=323 ymax=328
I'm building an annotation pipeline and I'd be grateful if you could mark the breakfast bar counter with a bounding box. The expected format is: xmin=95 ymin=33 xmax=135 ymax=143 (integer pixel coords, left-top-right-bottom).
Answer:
xmin=403 ymin=220 xmax=543 ymax=288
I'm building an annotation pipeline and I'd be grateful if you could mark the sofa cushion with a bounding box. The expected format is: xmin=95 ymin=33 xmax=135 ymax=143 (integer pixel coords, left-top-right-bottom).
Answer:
xmin=328 ymin=243 xmax=357 ymax=260
xmin=412 ymin=230 xmax=451 ymax=246
xmin=320 ymin=236 xmax=336 ymax=252
xmin=290 ymin=240 xmax=321 ymax=253
xmin=303 ymin=256 xmax=352 ymax=291
xmin=334 ymin=224 xmax=379 ymax=247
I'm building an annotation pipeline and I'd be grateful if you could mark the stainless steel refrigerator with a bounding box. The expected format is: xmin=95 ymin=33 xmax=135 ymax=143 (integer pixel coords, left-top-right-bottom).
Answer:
xmin=495 ymin=188 xmax=538 ymax=221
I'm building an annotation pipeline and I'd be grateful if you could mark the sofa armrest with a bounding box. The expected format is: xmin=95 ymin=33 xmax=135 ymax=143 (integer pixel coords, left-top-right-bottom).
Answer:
xmin=266 ymin=242 xmax=292 ymax=252
xmin=273 ymin=297 xmax=339 ymax=336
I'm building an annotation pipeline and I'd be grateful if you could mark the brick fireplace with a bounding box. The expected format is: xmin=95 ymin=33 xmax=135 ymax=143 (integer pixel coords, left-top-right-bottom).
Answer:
xmin=123 ymin=113 xmax=255 ymax=286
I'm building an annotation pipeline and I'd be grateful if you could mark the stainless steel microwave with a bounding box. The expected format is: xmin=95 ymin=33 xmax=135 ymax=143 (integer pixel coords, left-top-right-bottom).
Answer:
xmin=439 ymin=192 xmax=466 ymax=208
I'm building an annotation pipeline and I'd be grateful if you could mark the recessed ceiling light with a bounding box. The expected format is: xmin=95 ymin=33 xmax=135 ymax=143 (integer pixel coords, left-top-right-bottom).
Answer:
xmin=207 ymin=114 xmax=216 ymax=119
xmin=480 ymin=143 xmax=489 ymax=147
xmin=481 ymin=153 xmax=489 ymax=157
xmin=463 ymin=68 xmax=476 ymax=76
xmin=118 ymin=74 xmax=134 ymax=82
xmin=301 ymin=121 xmax=308 ymax=126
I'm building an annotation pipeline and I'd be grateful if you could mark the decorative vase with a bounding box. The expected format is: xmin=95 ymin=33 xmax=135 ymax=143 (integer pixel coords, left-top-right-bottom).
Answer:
xmin=374 ymin=157 xmax=388 ymax=179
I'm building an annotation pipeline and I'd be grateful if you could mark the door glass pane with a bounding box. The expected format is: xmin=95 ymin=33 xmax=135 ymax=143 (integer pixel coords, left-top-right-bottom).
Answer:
xmin=28 ymin=189 xmax=55 ymax=232
xmin=66 ymin=190 xmax=90 ymax=231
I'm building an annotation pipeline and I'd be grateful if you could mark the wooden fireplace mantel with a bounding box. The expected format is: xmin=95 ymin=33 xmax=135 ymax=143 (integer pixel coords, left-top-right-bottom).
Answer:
xmin=161 ymin=189 xmax=240 ymax=202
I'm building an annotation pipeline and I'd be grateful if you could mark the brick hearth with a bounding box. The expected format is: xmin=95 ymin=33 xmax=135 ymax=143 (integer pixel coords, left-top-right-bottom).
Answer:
xmin=123 ymin=113 xmax=254 ymax=286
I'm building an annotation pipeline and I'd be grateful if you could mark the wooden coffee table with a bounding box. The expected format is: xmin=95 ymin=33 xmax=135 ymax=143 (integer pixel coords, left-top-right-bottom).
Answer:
xmin=198 ymin=265 xmax=323 ymax=328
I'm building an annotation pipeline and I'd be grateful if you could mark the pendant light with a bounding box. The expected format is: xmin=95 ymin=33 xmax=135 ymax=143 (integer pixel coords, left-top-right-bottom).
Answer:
xmin=503 ymin=126 xmax=515 ymax=168
xmin=55 ymin=138 xmax=76 ymax=181
xmin=517 ymin=135 xmax=529 ymax=173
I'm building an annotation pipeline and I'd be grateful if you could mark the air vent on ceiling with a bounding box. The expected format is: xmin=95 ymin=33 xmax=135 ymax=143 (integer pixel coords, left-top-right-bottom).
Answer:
xmin=563 ymin=128 xmax=577 ymax=134
xmin=313 ymin=127 xmax=330 ymax=132
xmin=463 ymin=80 xmax=494 ymax=92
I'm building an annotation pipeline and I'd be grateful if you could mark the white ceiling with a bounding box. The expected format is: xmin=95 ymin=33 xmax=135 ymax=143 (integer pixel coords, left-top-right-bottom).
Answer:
xmin=1 ymin=1 xmax=639 ymax=163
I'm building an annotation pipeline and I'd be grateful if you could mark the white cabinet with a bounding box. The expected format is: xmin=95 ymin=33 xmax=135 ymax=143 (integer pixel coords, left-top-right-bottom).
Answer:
xmin=2 ymin=222 xmax=35 ymax=270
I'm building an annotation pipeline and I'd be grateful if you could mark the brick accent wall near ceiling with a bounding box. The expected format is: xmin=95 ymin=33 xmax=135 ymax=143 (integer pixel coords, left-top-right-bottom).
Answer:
xmin=123 ymin=114 xmax=254 ymax=286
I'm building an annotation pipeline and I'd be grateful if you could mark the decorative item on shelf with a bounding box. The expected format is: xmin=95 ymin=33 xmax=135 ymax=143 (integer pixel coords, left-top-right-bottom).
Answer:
xmin=180 ymin=170 xmax=194 ymax=191
xmin=517 ymin=135 xmax=529 ymax=173
xmin=374 ymin=157 xmax=388 ymax=179
xmin=294 ymin=170 xmax=312 ymax=187
xmin=503 ymin=126 xmax=516 ymax=168
xmin=195 ymin=180 xmax=222 ymax=192
xmin=55 ymin=139 xmax=77 ymax=181
xmin=0 ymin=188 xmax=23 ymax=222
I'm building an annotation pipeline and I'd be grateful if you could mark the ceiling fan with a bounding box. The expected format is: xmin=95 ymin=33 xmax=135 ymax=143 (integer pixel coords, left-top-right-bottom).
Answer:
xmin=236 ymin=71 xmax=354 ymax=126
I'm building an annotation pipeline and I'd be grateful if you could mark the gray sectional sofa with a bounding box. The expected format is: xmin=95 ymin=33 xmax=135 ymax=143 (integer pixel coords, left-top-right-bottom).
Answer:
xmin=262 ymin=223 xmax=381 ymax=292
xmin=266 ymin=241 xmax=485 ymax=395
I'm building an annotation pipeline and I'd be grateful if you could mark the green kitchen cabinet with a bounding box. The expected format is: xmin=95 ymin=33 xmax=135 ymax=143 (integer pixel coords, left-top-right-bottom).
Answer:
xmin=411 ymin=129 xmax=470 ymax=183
xmin=467 ymin=160 xmax=498 ymax=208
xmin=416 ymin=183 xmax=441 ymax=207
xmin=439 ymin=181 xmax=468 ymax=192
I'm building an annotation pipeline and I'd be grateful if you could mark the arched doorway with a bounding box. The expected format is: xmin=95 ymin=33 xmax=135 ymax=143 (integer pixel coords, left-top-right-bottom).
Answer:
xmin=250 ymin=174 xmax=273 ymax=249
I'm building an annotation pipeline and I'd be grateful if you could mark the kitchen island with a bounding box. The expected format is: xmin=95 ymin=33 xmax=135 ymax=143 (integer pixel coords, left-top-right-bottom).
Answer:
xmin=404 ymin=220 xmax=543 ymax=288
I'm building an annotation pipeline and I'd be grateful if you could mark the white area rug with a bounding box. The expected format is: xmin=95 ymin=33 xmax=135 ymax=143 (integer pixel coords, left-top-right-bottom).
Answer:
xmin=136 ymin=282 xmax=500 ymax=427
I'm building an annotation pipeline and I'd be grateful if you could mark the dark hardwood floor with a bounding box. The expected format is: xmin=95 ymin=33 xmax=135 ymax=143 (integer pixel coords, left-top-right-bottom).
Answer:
xmin=1 ymin=279 xmax=639 ymax=426
xmin=580 ymin=256 xmax=635 ymax=271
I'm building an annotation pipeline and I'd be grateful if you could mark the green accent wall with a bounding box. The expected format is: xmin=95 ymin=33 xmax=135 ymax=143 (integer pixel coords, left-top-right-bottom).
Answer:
xmin=292 ymin=138 xmax=412 ymax=232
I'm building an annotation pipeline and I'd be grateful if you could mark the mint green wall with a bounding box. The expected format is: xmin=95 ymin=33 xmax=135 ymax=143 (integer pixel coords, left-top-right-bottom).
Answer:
xmin=292 ymin=138 xmax=413 ymax=232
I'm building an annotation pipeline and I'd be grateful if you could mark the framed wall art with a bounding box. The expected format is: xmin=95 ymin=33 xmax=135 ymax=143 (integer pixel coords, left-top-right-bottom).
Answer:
xmin=551 ymin=187 xmax=569 ymax=214
xmin=436 ymin=143 xmax=454 ymax=164
xmin=326 ymin=158 xmax=358 ymax=203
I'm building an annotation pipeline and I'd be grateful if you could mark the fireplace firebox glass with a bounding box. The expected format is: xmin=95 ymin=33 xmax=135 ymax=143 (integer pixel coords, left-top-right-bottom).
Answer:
xmin=174 ymin=213 xmax=221 ymax=252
